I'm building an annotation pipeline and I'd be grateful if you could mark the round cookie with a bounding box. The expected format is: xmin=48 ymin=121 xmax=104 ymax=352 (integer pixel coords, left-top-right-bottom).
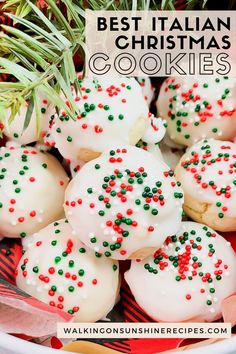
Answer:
xmin=48 ymin=76 xmax=165 ymax=162
xmin=3 ymin=97 xmax=53 ymax=146
xmin=137 ymin=77 xmax=154 ymax=106
xmin=17 ymin=219 xmax=119 ymax=322
xmin=157 ymin=76 xmax=236 ymax=146
xmin=0 ymin=146 xmax=69 ymax=238
xmin=125 ymin=221 xmax=236 ymax=322
xmin=175 ymin=139 xmax=236 ymax=232
xmin=64 ymin=146 xmax=184 ymax=260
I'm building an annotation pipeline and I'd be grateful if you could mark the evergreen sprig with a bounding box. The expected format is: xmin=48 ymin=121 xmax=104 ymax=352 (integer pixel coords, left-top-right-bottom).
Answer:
xmin=0 ymin=0 xmax=85 ymax=131
xmin=0 ymin=0 xmax=211 ymax=134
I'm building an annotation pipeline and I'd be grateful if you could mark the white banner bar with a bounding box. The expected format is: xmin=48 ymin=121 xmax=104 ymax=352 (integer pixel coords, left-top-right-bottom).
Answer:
xmin=57 ymin=322 xmax=232 ymax=339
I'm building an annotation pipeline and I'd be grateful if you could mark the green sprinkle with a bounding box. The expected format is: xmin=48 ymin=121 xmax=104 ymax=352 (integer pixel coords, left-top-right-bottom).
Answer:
xmin=33 ymin=266 xmax=39 ymax=273
xmin=55 ymin=256 xmax=61 ymax=264
xmin=69 ymin=260 xmax=74 ymax=267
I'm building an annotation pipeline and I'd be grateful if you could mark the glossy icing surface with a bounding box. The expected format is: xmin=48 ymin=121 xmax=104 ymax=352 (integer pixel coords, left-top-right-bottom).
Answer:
xmin=157 ymin=77 xmax=236 ymax=146
xmin=48 ymin=77 xmax=165 ymax=161
xmin=17 ymin=219 xmax=119 ymax=322
xmin=125 ymin=222 xmax=236 ymax=322
xmin=64 ymin=146 xmax=184 ymax=260
xmin=175 ymin=139 xmax=236 ymax=231
xmin=0 ymin=146 xmax=68 ymax=237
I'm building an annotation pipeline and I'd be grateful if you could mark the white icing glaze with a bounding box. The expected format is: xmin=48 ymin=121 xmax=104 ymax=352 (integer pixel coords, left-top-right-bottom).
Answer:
xmin=142 ymin=115 xmax=166 ymax=145
xmin=64 ymin=146 xmax=184 ymax=260
xmin=16 ymin=219 xmax=119 ymax=322
xmin=47 ymin=76 xmax=164 ymax=162
xmin=3 ymin=97 xmax=54 ymax=145
xmin=125 ymin=221 xmax=236 ymax=322
xmin=0 ymin=146 xmax=69 ymax=238
xmin=157 ymin=76 xmax=236 ymax=146
xmin=175 ymin=139 xmax=236 ymax=231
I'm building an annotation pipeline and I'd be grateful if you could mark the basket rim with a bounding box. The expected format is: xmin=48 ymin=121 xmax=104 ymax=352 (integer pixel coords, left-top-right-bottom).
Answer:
xmin=0 ymin=331 xmax=236 ymax=354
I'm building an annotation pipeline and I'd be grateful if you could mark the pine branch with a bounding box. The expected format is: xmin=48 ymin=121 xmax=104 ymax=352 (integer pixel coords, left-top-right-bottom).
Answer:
xmin=0 ymin=0 xmax=85 ymax=132
xmin=0 ymin=0 xmax=223 ymax=135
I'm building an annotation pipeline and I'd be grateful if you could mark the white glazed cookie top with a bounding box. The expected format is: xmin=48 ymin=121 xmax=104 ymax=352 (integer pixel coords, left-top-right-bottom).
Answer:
xmin=125 ymin=221 xmax=236 ymax=322
xmin=175 ymin=139 xmax=236 ymax=219
xmin=17 ymin=219 xmax=119 ymax=322
xmin=3 ymin=97 xmax=53 ymax=145
xmin=157 ymin=76 xmax=236 ymax=146
xmin=47 ymin=76 xmax=165 ymax=161
xmin=64 ymin=146 xmax=184 ymax=260
xmin=0 ymin=146 xmax=68 ymax=238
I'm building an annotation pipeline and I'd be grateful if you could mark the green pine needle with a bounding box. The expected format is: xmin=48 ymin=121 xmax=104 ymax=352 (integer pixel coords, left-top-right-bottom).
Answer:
xmin=23 ymin=95 xmax=34 ymax=132
xmin=0 ymin=0 xmax=213 ymax=136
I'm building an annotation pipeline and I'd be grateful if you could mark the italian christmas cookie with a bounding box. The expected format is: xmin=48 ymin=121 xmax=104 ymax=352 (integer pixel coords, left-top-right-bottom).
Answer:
xmin=0 ymin=146 xmax=69 ymax=238
xmin=17 ymin=219 xmax=119 ymax=322
xmin=48 ymin=76 xmax=165 ymax=162
xmin=157 ymin=76 xmax=236 ymax=146
xmin=175 ymin=139 xmax=236 ymax=232
xmin=3 ymin=97 xmax=53 ymax=146
xmin=125 ymin=222 xmax=236 ymax=322
xmin=137 ymin=77 xmax=154 ymax=106
xmin=64 ymin=146 xmax=184 ymax=260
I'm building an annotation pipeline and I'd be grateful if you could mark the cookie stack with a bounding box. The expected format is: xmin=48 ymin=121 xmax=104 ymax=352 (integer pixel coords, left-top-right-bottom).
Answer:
xmin=0 ymin=75 xmax=235 ymax=324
